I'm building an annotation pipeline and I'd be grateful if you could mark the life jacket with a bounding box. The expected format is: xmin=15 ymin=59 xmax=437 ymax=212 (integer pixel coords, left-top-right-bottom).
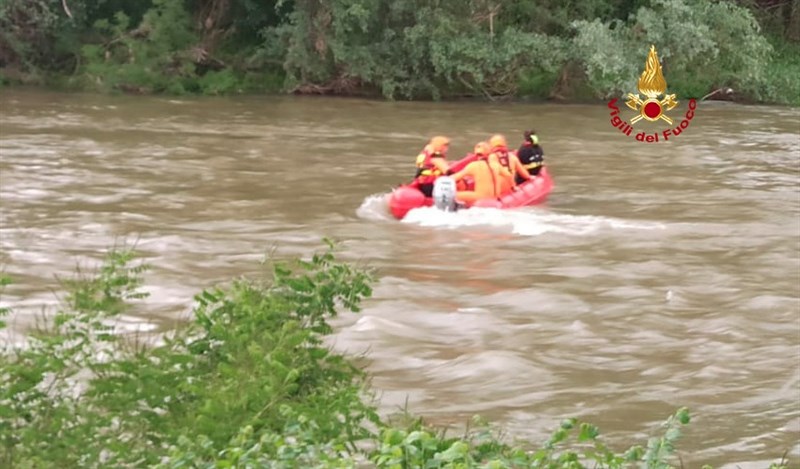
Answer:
xmin=481 ymin=157 xmax=500 ymax=199
xmin=414 ymin=145 xmax=445 ymax=184
xmin=492 ymin=148 xmax=513 ymax=176
xmin=519 ymin=143 xmax=544 ymax=172
xmin=489 ymin=148 xmax=522 ymax=196
xmin=458 ymin=155 xmax=501 ymax=199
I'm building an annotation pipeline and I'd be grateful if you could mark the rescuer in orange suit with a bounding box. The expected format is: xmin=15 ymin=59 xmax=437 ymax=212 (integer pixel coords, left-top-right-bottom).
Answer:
xmin=449 ymin=141 xmax=504 ymax=205
xmin=487 ymin=134 xmax=530 ymax=196
xmin=414 ymin=136 xmax=451 ymax=197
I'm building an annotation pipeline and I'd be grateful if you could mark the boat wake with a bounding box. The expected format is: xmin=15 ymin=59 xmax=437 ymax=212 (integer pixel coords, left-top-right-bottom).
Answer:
xmin=356 ymin=193 xmax=393 ymax=221
xmin=355 ymin=193 xmax=665 ymax=237
xmin=401 ymin=205 xmax=665 ymax=237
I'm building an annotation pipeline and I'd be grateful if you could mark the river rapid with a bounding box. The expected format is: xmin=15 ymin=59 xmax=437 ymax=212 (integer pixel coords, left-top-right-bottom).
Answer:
xmin=0 ymin=89 xmax=798 ymax=467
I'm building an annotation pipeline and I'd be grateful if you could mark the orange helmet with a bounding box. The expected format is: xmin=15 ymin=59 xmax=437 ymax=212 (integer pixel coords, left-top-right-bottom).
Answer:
xmin=489 ymin=134 xmax=507 ymax=150
xmin=430 ymin=136 xmax=450 ymax=154
xmin=473 ymin=141 xmax=490 ymax=156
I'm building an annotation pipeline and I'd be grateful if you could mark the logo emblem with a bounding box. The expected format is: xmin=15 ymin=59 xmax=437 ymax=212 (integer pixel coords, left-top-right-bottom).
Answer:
xmin=625 ymin=45 xmax=678 ymax=125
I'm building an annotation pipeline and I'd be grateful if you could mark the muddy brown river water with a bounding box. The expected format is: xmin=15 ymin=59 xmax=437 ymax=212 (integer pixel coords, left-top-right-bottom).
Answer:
xmin=0 ymin=89 xmax=798 ymax=467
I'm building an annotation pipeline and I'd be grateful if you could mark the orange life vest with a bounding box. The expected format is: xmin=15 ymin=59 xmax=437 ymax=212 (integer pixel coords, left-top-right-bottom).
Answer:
xmin=490 ymin=148 xmax=519 ymax=196
xmin=492 ymin=148 xmax=512 ymax=175
xmin=452 ymin=155 xmax=503 ymax=202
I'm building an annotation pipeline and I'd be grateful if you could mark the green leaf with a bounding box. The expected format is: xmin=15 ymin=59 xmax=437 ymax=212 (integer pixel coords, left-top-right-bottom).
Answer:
xmin=578 ymin=423 xmax=600 ymax=442
xmin=676 ymin=407 xmax=691 ymax=425
xmin=665 ymin=427 xmax=682 ymax=442
xmin=436 ymin=441 xmax=469 ymax=462
xmin=548 ymin=428 xmax=569 ymax=446
xmin=560 ymin=418 xmax=577 ymax=430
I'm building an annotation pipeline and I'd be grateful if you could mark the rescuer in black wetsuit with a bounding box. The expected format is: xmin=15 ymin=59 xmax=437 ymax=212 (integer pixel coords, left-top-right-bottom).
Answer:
xmin=515 ymin=129 xmax=544 ymax=185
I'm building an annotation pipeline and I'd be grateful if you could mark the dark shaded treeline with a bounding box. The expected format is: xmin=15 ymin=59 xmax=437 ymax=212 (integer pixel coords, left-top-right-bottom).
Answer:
xmin=0 ymin=0 xmax=798 ymax=103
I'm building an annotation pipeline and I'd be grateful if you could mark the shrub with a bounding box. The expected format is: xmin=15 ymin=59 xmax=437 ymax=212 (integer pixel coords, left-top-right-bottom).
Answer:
xmin=0 ymin=243 xmax=791 ymax=467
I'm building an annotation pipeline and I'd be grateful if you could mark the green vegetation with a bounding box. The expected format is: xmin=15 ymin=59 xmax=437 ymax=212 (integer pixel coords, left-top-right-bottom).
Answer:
xmin=0 ymin=0 xmax=798 ymax=103
xmin=0 ymin=242 xmax=793 ymax=468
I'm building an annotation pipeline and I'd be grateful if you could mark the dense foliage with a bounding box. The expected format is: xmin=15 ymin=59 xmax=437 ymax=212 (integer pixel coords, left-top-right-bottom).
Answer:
xmin=0 ymin=0 xmax=797 ymax=103
xmin=0 ymin=243 xmax=793 ymax=467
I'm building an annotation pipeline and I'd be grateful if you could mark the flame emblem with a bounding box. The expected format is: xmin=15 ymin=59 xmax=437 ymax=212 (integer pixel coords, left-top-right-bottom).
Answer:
xmin=626 ymin=45 xmax=678 ymax=125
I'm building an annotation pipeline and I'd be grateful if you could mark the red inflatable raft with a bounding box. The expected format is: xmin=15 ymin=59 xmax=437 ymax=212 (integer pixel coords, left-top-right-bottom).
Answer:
xmin=388 ymin=155 xmax=554 ymax=220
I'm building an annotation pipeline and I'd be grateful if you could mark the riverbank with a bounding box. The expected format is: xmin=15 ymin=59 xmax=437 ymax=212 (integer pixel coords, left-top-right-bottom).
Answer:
xmin=1 ymin=0 xmax=798 ymax=106
xmin=0 ymin=245 xmax=792 ymax=468
xmin=1 ymin=71 xmax=797 ymax=108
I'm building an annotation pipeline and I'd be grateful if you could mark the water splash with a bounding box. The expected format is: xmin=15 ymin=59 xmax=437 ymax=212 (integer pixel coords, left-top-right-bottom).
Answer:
xmin=400 ymin=205 xmax=665 ymax=237
xmin=356 ymin=193 xmax=392 ymax=221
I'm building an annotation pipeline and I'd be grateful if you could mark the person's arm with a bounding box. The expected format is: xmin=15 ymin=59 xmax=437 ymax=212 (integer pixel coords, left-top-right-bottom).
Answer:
xmin=431 ymin=157 xmax=449 ymax=175
xmin=446 ymin=153 xmax=478 ymax=174
xmin=450 ymin=162 xmax=475 ymax=182
xmin=513 ymin=155 xmax=531 ymax=181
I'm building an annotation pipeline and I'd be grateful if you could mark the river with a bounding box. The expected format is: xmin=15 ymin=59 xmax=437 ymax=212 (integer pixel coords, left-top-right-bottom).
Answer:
xmin=0 ymin=89 xmax=798 ymax=467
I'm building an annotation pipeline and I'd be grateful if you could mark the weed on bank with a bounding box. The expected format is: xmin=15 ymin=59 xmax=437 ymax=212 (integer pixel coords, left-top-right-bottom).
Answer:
xmin=0 ymin=243 xmax=791 ymax=468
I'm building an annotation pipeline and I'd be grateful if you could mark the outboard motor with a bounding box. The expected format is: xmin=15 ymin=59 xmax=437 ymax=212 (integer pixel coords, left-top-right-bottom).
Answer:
xmin=432 ymin=176 xmax=458 ymax=212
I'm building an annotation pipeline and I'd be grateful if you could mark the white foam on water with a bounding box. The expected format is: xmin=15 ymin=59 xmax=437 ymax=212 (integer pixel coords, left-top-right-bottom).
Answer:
xmin=356 ymin=193 xmax=392 ymax=221
xmin=400 ymin=205 xmax=665 ymax=237
xmin=355 ymin=191 xmax=666 ymax=237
